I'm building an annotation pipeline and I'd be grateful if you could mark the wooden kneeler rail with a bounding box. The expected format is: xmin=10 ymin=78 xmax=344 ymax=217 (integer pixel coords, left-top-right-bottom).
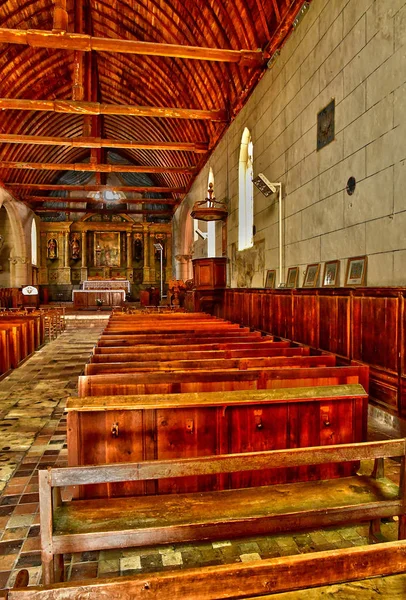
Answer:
xmin=7 ymin=540 xmax=406 ymax=599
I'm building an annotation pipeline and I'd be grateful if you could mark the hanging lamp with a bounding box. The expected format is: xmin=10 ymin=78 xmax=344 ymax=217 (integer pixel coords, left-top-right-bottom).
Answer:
xmin=190 ymin=183 xmax=228 ymax=222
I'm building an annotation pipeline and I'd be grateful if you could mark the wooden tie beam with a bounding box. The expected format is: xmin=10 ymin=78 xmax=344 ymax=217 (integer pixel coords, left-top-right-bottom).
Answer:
xmin=0 ymin=98 xmax=227 ymax=121
xmin=0 ymin=28 xmax=264 ymax=66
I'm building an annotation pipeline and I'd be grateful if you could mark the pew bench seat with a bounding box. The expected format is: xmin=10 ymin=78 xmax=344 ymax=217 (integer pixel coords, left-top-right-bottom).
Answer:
xmin=39 ymin=438 xmax=406 ymax=584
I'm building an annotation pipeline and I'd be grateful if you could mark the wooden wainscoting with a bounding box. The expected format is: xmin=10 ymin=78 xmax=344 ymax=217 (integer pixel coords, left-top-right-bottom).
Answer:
xmin=221 ymin=288 xmax=406 ymax=418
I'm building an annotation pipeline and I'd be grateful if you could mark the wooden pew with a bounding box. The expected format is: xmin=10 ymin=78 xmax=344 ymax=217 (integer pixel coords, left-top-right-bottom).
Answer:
xmin=93 ymin=338 xmax=282 ymax=354
xmin=38 ymin=438 xmax=405 ymax=584
xmin=67 ymin=383 xmax=368 ymax=497
xmin=7 ymin=540 xmax=406 ymax=599
xmin=0 ymin=323 xmax=23 ymax=368
xmin=84 ymin=354 xmax=336 ymax=375
xmin=78 ymin=364 xmax=369 ymax=397
xmin=0 ymin=327 xmax=11 ymax=377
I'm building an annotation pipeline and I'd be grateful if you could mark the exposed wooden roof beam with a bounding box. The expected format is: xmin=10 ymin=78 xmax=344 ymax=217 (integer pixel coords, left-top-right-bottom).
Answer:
xmin=0 ymin=98 xmax=226 ymax=121
xmin=0 ymin=161 xmax=195 ymax=174
xmin=271 ymin=0 xmax=281 ymax=22
xmin=0 ymin=28 xmax=264 ymax=66
xmin=34 ymin=207 xmax=173 ymax=215
xmin=5 ymin=183 xmax=185 ymax=193
xmin=0 ymin=133 xmax=208 ymax=153
xmin=23 ymin=196 xmax=177 ymax=205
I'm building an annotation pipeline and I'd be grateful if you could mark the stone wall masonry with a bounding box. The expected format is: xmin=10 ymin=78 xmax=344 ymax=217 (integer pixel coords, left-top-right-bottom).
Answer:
xmin=174 ymin=0 xmax=406 ymax=288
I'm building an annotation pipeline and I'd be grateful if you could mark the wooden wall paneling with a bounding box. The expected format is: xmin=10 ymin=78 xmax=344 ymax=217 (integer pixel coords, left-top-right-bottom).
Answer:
xmin=399 ymin=291 xmax=406 ymax=417
xmin=228 ymin=404 xmax=289 ymax=488
xmin=318 ymin=399 xmax=356 ymax=479
xmin=318 ymin=290 xmax=351 ymax=358
xmin=287 ymin=401 xmax=321 ymax=482
xmin=352 ymin=290 xmax=400 ymax=413
xmin=222 ymin=287 xmax=405 ymax=417
xmin=156 ymin=407 xmax=220 ymax=493
xmin=76 ymin=411 xmax=108 ymax=498
xmin=106 ymin=410 xmax=145 ymax=498
xmin=352 ymin=291 xmax=399 ymax=371
xmin=292 ymin=290 xmax=319 ymax=348
xmin=271 ymin=291 xmax=293 ymax=339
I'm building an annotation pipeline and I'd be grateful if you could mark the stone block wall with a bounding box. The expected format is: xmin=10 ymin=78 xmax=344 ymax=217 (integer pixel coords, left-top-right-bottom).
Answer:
xmin=175 ymin=0 xmax=406 ymax=288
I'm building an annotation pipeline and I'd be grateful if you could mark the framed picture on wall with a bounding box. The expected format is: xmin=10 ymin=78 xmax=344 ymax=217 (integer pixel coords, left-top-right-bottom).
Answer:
xmin=345 ymin=256 xmax=367 ymax=286
xmin=322 ymin=260 xmax=340 ymax=287
xmin=286 ymin=266 xmax=299 ymax=288
xmin=302 ymin=263 xmax=321 ymax=288
xmin=264 ymin=269 xmax=276 ymax=288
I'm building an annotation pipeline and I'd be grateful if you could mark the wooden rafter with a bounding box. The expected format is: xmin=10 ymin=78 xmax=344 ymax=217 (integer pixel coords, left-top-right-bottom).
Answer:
xmin=22 ymin=196 xmax=177 ymax=205
xmin=0 ymin=134 xmax=208 ymax=153
xmin=0 ymin=28 xmax=264 ymax=65
xmin=34 ymin=207 xmax=173 ymax=215
xmin=4 ymin=184 xmax=185 ymax=193
xmin=271 ymin=0 xmax=281 ymax=22
xmin=0 ymin=99 xmax=227 ymax=121
xmin=0 ymin=162 xmax=195 ymax=174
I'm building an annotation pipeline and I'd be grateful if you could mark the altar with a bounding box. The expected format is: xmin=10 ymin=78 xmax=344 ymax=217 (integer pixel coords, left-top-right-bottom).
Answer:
xmin=72 ymin=289 xmax=126 ymax=310
xmin=83 ymin=280 xmax=131 ymax=293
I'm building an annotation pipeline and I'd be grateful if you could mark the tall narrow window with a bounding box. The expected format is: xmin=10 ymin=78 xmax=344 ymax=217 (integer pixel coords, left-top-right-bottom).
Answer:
xmin=238 ymin=128 xmax=254 ymax=250
xmin=207 ymin=168 xmax=216 ymax=258
xmin=31 ymin=219 xmax=37 ymax=266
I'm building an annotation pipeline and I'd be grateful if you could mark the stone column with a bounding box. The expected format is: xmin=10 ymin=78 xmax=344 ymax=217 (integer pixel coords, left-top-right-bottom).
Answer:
xmin=64 ymin=232 xmax=69 ymax=268
xmin=142 ymin=229 xmax=153 ymax=284
xmin=165 ymin=233 xmax=173 ymax=283
xmin=9 ymin=256 xmax=31 ymax=287
xmin=126 ymin=232 xmax=133 ymax=283
xmin=126 ymin=233 xmax=132 ymax=269
xmin=80 ymin=231 xmax=88 ymax=282
xmin=175 ymin=254 xmax=192 ymax=281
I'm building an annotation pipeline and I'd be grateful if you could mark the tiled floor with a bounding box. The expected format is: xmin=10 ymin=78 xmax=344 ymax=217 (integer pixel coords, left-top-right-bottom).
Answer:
xmin=0 ymin=315 xmax=405 ymax=598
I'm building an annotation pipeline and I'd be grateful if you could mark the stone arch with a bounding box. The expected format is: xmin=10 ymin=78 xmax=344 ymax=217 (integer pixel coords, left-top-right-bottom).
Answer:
xmin=173 ymin=201 xmax=194 ymax=281
xmin=0 ymin=190 xmax=33 ymax=286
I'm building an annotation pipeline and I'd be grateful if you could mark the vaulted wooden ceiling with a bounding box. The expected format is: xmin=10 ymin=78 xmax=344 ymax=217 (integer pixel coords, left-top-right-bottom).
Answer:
xmin=0 ymin=0 xmax=307 ymax=221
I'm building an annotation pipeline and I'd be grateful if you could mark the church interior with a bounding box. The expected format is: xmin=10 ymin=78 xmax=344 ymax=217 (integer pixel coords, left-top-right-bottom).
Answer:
xmin=0 ymin=0 xmax=406 ymax=597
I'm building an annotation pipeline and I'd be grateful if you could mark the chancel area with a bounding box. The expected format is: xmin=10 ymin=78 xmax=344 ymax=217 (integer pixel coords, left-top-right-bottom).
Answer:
xmin=0 ymin=0 xmax=406 ymax=598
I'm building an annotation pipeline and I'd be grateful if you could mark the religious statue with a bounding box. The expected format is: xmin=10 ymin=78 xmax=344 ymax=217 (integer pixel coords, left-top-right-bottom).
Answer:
xmin=70 ymin=234 xmax=80 ymax=260
xmin=47 ymin=238 xmax=58 ymax=260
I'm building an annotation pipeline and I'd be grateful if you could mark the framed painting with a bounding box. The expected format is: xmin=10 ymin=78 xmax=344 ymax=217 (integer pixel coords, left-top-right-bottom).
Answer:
xmin=94 ymin=232 xmax=121 ymax=267
xmin=345 ymin=255 xmax=367 ymax=286
xmin=286 ymin=266 xmax=299 ymax=288
xmin=264 ymin=269 xmax=276 ymax=289
xmin=302 ymin=263 xmax=320 ymax=288
xmin=322 ymin=260 xmax=340 ymax=287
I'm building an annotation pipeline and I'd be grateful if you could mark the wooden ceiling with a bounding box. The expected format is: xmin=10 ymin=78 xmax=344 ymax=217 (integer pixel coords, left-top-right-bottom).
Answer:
xmin=0 ymin=0 xmax=307 ymax=221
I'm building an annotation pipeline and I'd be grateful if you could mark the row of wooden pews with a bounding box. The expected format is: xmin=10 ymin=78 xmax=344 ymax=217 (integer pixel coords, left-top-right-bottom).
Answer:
xmin=68 ymin=312 xmax=370 ymax=499
xmin=11 ymin=310 xmax=405 ymax=596
xmin=0 ymin=307 xmax=65 ymax=378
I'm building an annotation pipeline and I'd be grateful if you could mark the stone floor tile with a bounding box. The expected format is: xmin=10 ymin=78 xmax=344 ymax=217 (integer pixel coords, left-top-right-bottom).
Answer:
xmin=240 ymin=553 xmax=261 ymax=562
xmin=161 ymin=551 xmax=183 ymax=567
xmin=120 ymin=556 xmax=142 ymax=571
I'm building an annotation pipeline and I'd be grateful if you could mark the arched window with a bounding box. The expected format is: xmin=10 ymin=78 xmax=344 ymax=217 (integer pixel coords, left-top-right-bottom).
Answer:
xmin=238 ymin=128 xmax=254 ymax=250
xmin=31 ymin=219 xmax=37 ymax=266
xmin=207 ymin=168 xmax=216 ymax=258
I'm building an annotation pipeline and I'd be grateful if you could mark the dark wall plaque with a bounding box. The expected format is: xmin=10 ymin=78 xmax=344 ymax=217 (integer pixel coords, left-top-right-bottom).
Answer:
xmin=317 ymin=99 xmax=335 ymax=150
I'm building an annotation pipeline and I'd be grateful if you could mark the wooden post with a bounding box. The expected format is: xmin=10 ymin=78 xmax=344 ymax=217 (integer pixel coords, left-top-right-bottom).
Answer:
xmin=52 ymin=0 xmax=68 ymax=31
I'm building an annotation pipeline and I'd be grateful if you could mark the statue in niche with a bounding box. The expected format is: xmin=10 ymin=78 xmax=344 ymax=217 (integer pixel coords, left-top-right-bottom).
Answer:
xmin=47 ymin=237 xmax=58 ymax=260
xmin=133 ymin=237 xmax=143 ymax=262
xmin=70 ymin=234 xmax=80 ymax=260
